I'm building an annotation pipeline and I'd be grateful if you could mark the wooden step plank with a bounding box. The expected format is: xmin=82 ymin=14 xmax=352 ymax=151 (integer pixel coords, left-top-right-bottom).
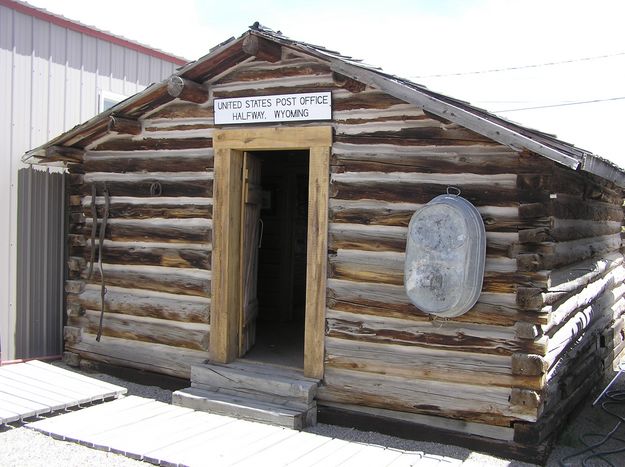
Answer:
xmin=190 ymin=382 xmax=311 ymax=410
xmin=85 ymin=404 xmax=189 ymax=450
xmin=175 ymin=386 xmax=307 ymax=414
xmin=0 ymin=364 xmax=116 ymax=402
xmin=0 ymin=376 xmax=73 ymax=411
xmin=143 ymin=416 xmax=242 ymax=465
xmin=28 ymin=396 xmax=151 ymax=436
xmin=0 ymin=391 xmax=52 ymax=418
xmin=297 ymin=440 xmax=371 ymax=467
xmin=234 ymin=431 xmax=333 ymax=467
xmin=339 ymin=444 xmax=404 ymax=467
xmin=0 ymin=386 xmax=64 ymax=413
xmin=60 ymin=400 xmax=173 ymax=445
xmin=24 ymin=361 xmax=127 ymax=396
xmin=191 ymin=363 xmax=318 ymax=403
xmin=284 ymin=438 xmax=358 ymax=467
xmin=0 ymin=400 xmax=29 ymax=423
xmin=104 ymin=408 xmax=203 ymax=458
xmin=118 ymin=411 xmax=231 ymax=461
xmin=142 ymin=412 xmax=237 ymax=464
xmin=173 ymin=387 xmax=306 ymax=429
xmin=385 ymin=452 xmax=436 ymax=467
xmin=213 ymin=428 xmax=299 ymax=466
xmin=173 ymin=419 xmax=285 ymax=466
xmin=228 ymin=360 xmax=320 ymax=383
xmin=0 ymin=367 xmax=93 ymax=405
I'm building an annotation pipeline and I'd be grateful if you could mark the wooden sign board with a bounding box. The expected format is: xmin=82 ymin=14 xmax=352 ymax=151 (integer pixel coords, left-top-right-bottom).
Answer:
xmin=214 ymin=92 xmax=331 ymax=125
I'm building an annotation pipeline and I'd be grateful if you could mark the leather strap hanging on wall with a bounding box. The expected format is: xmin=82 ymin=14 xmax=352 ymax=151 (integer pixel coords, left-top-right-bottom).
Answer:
xmin=87 ymin=183 xmax=97 ymax=279
xmin=95 ymin=184 xmax=110 ymax=342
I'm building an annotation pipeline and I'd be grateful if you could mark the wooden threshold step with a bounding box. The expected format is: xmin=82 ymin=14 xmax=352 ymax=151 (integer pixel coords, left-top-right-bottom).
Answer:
xmin=172 ymin=387 xmax=316 ymax=430
xmin=190 ymin=361 xmax=319 ymax=404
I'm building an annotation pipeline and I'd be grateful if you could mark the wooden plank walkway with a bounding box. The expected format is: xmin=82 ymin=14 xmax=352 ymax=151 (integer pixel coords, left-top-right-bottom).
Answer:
xmin=27 ymin=396 xmax=460 ymax=466
xmin=0 ymin=360 xmax=126 ymax=425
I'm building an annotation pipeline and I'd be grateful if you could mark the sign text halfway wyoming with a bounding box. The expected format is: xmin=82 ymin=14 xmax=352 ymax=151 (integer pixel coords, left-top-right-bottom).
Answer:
xmin=214 ymin=92 xmax=331 ymax=124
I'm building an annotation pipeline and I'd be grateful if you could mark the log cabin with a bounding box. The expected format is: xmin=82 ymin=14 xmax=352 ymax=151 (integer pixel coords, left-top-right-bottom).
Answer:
xmin=23 ymin=24 xmax=625 ymax=463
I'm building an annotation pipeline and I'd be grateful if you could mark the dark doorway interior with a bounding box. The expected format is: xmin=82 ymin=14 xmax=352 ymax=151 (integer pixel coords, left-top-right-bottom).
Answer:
xmin=242 ymin=150 xmax=309 ymax=369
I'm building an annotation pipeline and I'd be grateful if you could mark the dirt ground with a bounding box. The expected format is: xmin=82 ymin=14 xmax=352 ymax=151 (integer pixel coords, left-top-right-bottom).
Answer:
xmin=547 ymin=365 xmax=625 ymax=466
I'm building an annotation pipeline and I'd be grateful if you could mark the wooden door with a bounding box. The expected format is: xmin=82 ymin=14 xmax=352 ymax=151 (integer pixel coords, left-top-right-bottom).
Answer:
xmin=239 ymin=153 xmax=262 ymax=356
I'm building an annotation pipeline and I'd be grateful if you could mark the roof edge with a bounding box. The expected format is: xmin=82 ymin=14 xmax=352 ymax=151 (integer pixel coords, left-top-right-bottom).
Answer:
xmin=328 ymin=60 xmax=582 ymax=170
xmin=581 ymin=153 xmax=625 ymax=187
xmin=22 ymin=81 xmax=169 ymax=163
xmin=22 ymin=26 xmax=625 ymax=189
xmin=1 ymin=0 xmax=188 ymax=65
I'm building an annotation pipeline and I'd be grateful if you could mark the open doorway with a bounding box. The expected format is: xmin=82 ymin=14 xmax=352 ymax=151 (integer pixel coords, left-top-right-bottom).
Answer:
xmin=242 ymin=150 xmax=309 ymax=369
xmin=211 ymin=126 xmax=331 ymax=379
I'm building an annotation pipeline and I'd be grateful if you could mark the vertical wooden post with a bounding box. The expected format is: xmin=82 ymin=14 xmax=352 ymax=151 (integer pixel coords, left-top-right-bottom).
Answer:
xmin=211 ymin=127 xmax=331 ymax=378
xmin=210 ymin=148 xmax=244 ymax=363
xmin=304 ymin=146 xmax=330 ymax=379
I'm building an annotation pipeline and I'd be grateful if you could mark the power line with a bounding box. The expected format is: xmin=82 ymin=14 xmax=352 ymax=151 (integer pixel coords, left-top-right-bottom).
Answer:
xmin=411 ymin=51 xmax=625 ymax=79
xmin=495 ymin=96 xmax=625 ymax=113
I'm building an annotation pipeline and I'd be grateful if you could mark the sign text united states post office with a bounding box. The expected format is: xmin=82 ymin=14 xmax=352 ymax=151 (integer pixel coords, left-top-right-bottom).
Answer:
xmin=214 ymin=92 xmax=331 ymax=124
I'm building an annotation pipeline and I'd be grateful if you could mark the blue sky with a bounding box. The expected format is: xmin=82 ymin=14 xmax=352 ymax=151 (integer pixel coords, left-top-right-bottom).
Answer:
xmin=25 ymin=0 xmax=625 ymax=166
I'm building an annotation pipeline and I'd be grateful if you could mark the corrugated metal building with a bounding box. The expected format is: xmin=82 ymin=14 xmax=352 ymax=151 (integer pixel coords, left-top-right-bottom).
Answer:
xmin=0 ymin=0 xmax=187 ymax=361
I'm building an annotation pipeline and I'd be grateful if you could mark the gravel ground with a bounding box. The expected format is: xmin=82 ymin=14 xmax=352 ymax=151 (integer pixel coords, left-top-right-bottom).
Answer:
xmin=1 ymin=361 xmax=623 ymax=467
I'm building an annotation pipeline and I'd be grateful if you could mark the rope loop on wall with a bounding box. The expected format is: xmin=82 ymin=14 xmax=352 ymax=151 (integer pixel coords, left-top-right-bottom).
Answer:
xmin=446 ymin=186 xmax=461 ymax=196
xmin=150 ymin=182 xmax=162 ymax=197
xmin=431 ymin=315 xmax=450 ymax=329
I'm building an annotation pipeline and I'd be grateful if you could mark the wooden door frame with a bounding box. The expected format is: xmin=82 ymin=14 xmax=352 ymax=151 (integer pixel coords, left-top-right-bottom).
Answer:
xmin=210 ymin=126 xmax=332 ymax=379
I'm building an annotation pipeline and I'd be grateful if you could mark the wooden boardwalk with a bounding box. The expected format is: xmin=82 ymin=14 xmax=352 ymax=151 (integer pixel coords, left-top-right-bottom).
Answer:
xmin=28 ymin=395 xmax=459 ymax=466
xmin=0 ymin=360 xmax=126 ymax=425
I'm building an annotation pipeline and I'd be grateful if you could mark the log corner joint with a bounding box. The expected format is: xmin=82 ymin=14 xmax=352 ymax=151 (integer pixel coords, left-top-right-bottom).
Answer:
xmin=107 ymin=115 xmax=142 ymax=135
xmin=242 ymin=34 xmax=282 ymax=63
xmin=167 ymin=76 xmax=209 ymax=104
xmin=44 ymin=145 xmax=85 ymax=163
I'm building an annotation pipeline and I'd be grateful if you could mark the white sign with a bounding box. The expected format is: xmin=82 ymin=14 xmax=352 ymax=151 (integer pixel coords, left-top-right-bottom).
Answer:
xmin=214 ymin=92 xmax=332 ymax=125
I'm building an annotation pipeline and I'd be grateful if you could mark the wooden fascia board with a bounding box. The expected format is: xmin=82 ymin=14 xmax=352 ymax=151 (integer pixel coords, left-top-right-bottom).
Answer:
xmin=581 ymin=154 xmax=625 ymax=188
xmin=213 ymin=127 xmax=333 ymax=150
xmin=328 ymin=61 xmax=582 ymax=170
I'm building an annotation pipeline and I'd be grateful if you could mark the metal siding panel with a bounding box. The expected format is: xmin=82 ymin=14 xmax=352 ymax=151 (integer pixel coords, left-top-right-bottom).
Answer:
xmin=110 ymin=43 xmax=124 ymax=95
xmin=123 ymin=48 xmax=138 ymax=96
xmin=12 ymin=11 xmax=33 ymax=154
xmin=35 ymin=169 xmax=43 ymax=357
xmin=81 ymin=34 xmax=97 ymax=119
xmin=50 ymin=172 xmax=64 ymax=353
xmin=15 ymin=169 xmax=27 ymax=357
xmin=31 ymin=17 xmax=50 ymax=148
xmin=65 ymin=29 xmax=82 ymax=131
xmin=161 ymin=59 xmax=173 ymax=79
xmin=96 ymin=38 xmax=111 ymax=100
xmin=48 ymin=23 xmax=66 ymax=140
xmin=0 ymin=4 xmax=14 ymax=360
xmin=164 ymin=62 xmax=176 ymax=78
xmin=31 ymin=170 xmax=42 ymax=357
xmin=15 ymin=168 xmax=64 ymax=358
xmin=10 ymin=11 xmax=33 ymax=359
xmin=149 ymin=55 xmax=162 ymax=84
xmin=137 ymin=52 xmax=151 ymax=87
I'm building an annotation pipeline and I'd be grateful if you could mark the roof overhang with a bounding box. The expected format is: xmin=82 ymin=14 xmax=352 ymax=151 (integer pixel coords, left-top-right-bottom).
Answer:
xmin=23 ymin=27 xmax=625 ymax=189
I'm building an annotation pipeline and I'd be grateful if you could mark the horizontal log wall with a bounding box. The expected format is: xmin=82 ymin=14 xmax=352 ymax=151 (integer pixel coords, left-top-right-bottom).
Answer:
xmin=318 ymin=84 xmax=558 ymax=426
xmin=63 ymin=55 xmax=365 ymax=376
xmin=513 ymin=163 xmax=625 ymax=444
xmin=206 ymin=54 xmax=558 ymax=427
xmin=65 ymin=110 xmax=216 ymax=375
